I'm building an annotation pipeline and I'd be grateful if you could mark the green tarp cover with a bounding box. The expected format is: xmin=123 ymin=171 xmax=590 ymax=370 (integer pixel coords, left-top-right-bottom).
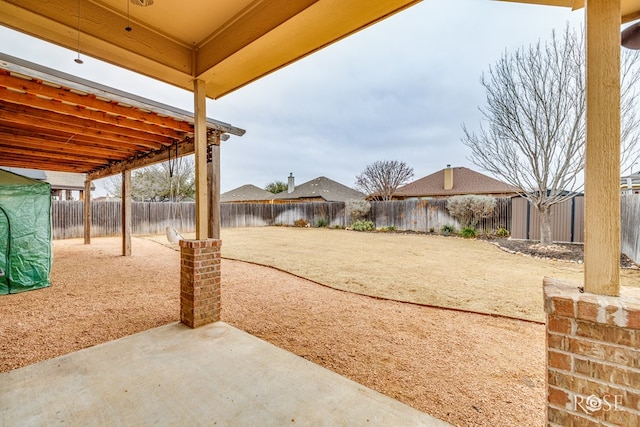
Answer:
xmin=0 ymin=169 xmax=52 ymax=295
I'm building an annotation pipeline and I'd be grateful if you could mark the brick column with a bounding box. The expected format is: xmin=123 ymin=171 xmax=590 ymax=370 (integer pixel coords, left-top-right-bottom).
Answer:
xmin=544 ymin=278 xmax=640 ymax=426
xmin=180 ymin=239 xmax=221 ymax=328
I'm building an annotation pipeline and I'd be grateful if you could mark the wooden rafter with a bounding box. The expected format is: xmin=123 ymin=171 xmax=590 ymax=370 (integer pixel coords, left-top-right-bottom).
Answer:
xmin=0 ymin=72 xmax=195 ymax=132
xmin=0 ymin=105 xmax=174 ymax=149
xmin=0 ymin=54 xmax=244 ymax=177
xmin=0 ymin=130 xmax=132 ymax=159
xmin=0 ymin=89 xmax=188 ymax=140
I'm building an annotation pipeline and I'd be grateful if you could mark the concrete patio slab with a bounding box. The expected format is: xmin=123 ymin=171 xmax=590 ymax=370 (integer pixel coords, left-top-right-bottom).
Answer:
xmin=0 ymin=322 xmax=450 ymax=426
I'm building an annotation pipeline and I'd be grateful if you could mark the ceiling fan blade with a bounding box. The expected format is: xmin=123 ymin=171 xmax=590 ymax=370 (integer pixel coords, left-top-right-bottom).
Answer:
xmin=622 ymin=22 xmax=640 ymax=50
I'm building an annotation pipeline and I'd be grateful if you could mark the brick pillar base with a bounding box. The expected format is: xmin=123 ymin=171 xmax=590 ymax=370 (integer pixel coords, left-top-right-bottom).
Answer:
xmin=180 ymin=239 xmax=221 ymax=328
xmin=544 ymin=278 xmax=640 ymax=426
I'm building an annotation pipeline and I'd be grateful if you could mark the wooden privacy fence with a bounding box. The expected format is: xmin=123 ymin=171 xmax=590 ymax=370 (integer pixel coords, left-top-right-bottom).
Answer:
xmin=52 ymin=198 xmax=511 ymax=239
xmin=52 ymin=195 xmax=640 ymax=264
xmin=368 ymin=198 xmax=511 ymax=232
xmin=52 ymin=201 xmax=196 ymax=239
xmin=221 ymin=202 xmax=347 ymax=228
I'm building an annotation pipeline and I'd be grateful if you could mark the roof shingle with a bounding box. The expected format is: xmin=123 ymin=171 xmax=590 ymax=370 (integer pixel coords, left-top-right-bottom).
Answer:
xmin=395 ymin=167 xmax=519 ymax=198
xmin=273 ymin=176 xmax=365 ymax=202
xmin=221 ymin=185 xmax=275 ymax=203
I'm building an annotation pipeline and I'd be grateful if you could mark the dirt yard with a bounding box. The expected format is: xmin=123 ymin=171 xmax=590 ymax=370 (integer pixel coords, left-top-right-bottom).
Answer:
xmin=0 ymin=236 xmax=547 ymax=426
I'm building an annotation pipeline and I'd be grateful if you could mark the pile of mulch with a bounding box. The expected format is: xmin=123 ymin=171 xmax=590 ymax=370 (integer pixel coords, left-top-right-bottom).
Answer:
xmin=493 ymin=239 xmax=638 ymax=268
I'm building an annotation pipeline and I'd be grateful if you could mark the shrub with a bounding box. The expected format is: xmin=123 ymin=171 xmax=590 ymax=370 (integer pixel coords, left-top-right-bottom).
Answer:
xmin=294 ymin=218 xmax=309 ymax=227
xmin=316 ymin=217 xmax=329 ymax=228
xmin=352 ymin=220 xmax=375 ymax=232
xmin=441 ymin=224 xmax=455 ymax=235
xmin=446 ymin=195 xmax=497 ymax=228
xmin=379 ymin=226 xmax=396 ymax=232
xmin=460 ymin=227 xmax=478 ymax=238
xmin=495 ymin=227 xmax=510 ymax=238
xmin=346 ymin=199 xmax=371 ymax=223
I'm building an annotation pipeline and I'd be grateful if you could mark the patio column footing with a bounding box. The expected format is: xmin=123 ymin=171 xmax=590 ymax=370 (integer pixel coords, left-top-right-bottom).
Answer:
xmin=180 ymin=239 xmax=221 ymax=328
xmin=543 ymin=277 xmax=640 ymax=425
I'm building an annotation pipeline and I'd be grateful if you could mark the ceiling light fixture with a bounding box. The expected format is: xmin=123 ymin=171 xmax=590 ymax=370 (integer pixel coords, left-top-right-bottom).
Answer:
xmin=125 ymin=0 xmax=132 ymax=32
xmin=130 ymin=0 xmax=154 ymax=7
xmin=74 ymin=0 xmax=83 ymax=64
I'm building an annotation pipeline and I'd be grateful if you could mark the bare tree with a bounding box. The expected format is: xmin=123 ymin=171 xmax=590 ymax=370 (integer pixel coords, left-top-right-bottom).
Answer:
xmin=462 ymin=25 xmax=640 ymax=246
xmin=106 ymin=155 xmax=195 ymax=201
xmin=355 ymin=160 xmax=414 ymax=201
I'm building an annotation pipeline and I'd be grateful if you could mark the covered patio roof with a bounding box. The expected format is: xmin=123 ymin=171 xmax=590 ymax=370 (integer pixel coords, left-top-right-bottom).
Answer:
xmin=0 ymin=53 xmax=245 ymax=181
xmin=0 ymin=0 xmax=422 ymax=100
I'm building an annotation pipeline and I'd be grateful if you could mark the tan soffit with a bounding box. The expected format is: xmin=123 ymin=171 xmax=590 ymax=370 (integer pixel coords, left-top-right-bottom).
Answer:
xmin=0 ymin=0 xmax=421 ymax=99
xmin=501 ymin=0 xmax=640 ymax=23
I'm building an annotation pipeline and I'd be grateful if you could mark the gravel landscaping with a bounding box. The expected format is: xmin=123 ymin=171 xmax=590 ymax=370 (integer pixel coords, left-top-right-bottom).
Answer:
xmin=1 ymin=236 xmax=549 ymax=426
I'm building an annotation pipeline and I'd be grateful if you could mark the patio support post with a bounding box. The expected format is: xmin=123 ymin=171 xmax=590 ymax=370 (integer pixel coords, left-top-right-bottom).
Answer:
xmin=194 ymin=79 xmax=208 ymax=240
xmin=208 ymin=132 xmax=221 ymax=239
xmin=584 ymin=0 xmax=620 ymax=296
xmin=121 ymin=169 xmax=132 ymax=256
xmin=543 ymin=3 xmax=639 ymax=425
xmin=179 ymin=78 xmax=221 ymax=328
xmin=83 ymin=178 xmax=91 ymax=244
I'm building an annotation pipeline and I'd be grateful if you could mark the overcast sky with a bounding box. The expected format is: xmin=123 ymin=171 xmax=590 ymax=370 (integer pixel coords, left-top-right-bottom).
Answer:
xmin=1 ymin=0 xmax=583 ymax=195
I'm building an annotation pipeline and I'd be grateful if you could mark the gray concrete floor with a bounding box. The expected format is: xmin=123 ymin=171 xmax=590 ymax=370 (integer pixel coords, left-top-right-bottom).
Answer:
xmin=1 ymin=322 xmax=450 ymax=426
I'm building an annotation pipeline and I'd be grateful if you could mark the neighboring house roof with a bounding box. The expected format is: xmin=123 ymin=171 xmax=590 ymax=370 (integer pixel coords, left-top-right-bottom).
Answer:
xmin=0 ymin=167 xmax=94 ymax=191
xmin=273 ymin=176 xmax=365 ymax=202
xmin=221 ymin=184 xmax=275 ymax=203
xmin=394 ymin=166 xmax=520 ymax=198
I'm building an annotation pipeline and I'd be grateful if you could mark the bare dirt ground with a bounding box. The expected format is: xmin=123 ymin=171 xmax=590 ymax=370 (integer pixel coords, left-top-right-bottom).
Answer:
xmin=0 ymin=236 xmax=546 ymax=427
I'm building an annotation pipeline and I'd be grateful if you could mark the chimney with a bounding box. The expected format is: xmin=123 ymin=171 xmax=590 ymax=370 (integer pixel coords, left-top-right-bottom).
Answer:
xmin=444 ymin=164 xmax=453 ymax=190
xmin=287 ymin=172 xmax=295 ymax=193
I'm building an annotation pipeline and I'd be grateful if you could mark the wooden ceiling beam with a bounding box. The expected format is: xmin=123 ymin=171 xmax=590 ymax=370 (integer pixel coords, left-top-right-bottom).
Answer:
xmin=196 ymin=0 xmax=319 ymax=75
xmin=0 ymin=104 xmax=176 ymax=148
xmin=0 ymin=0 xmax=192 ymax=75
xmin=623 ymin=10 xmax=640 ymax=23
xmin=0 ymin=72 xmax=195 ymax=132
xmin=0 ymin=131 xmax=132 ymax=159
xmin=88 ymin=137 xmax=198 ymax=181
xmin=0 ymin=121 xmax=165 ymax=154
xmin=0 ymin=155 xmax=89 ymax=173
xmin=0 ymin=89 xmax=189 ymax=140
xmin=0 ymin=143 xmax=109 ymax=165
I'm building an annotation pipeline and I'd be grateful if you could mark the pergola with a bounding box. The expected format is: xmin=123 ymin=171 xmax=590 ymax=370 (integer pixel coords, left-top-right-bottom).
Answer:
xmin=0 ymin=52 xmax=245 ymax=255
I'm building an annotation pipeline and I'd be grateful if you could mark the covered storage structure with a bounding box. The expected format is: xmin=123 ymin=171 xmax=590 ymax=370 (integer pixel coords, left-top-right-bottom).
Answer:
xmin=0 ymin=169 xmax=52 ymax=294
